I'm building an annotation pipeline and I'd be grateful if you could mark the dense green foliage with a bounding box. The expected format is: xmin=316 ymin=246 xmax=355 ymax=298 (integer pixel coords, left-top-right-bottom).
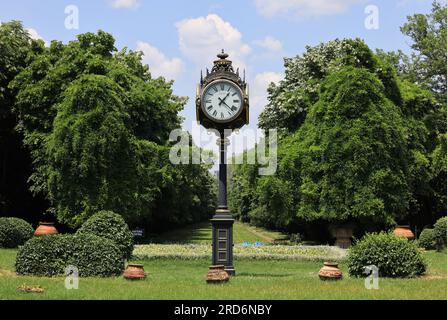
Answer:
xmin=398 ymin=1 xmax=447 ymax=225
xmin=401 ymin=1 xmax=447 ymax=102
xmin=0 ymin=21 xmax=43 ymax=125
xmin=258 ymin=38 xmax=400 ymax=133
xmin=4 ymin=23 xmax=215 ymax=229
xmin=15 ymin=234 xmax=124 ymax=277
xmin=76 ymin=211 xmax=134 ymax=259
xmin=231 ymin=16 xmax=447 ymax=236
xmin=0 ymin=21 xmax=46 ymax=220
xmin=0 ymin=217 xmax=34 ymax=248
xmin=347 ymin=232 xmax=426 ymax=278
xmin=290 ymin=67 xmax=409 ymax=224
xmin=231 ymin=46 xmax=417 ymax=232
xmin=433 ymin=216 xmax=447 ymax=250
xmin=418 ymin=228 xmax=436 ymax=250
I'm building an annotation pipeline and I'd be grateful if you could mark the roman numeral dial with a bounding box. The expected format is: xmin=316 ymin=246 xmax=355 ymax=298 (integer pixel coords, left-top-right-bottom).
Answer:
xmin=202 ymin=81 xmax=243 ymax=122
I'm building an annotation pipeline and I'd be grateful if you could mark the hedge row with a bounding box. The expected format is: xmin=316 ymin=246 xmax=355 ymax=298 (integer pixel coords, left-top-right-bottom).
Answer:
xmin=15 ymin=234 xmax=124 ymax=277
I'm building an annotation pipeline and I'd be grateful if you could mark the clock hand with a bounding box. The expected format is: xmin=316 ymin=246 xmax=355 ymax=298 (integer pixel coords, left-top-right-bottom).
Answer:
xmin=219 ymin=92 xmax=231 ymax=105
xmin=218 ymin=98 xmax=232 ymax=110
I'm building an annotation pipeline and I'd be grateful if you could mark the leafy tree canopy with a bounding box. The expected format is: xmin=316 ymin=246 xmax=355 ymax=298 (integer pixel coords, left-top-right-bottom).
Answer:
xmin=9 ymin=27 xmax=214 ymax=227
xmin=401 ymin=1 xmax=447 ymax=101
xmin=259 ymin=38 xmax=401 ymax=133
xmin=289 ymin=66 xmax=410 ymax=224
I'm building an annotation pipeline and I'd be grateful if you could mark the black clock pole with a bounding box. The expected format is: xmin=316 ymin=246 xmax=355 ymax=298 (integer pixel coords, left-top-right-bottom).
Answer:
xmin=211 ymin=129 xmax=235 ymax=276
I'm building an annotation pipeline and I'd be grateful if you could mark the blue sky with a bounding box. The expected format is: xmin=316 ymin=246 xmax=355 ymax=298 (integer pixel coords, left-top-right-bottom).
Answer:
xmin=0 ymin=0 xmax=435 ymax=151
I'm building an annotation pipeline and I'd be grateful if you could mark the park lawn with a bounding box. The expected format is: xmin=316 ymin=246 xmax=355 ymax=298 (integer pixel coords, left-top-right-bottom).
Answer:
xmin=1 ymin=249 xmax=447 ymax=299
xmin=151 ymin=221 xmax=287 ymax=244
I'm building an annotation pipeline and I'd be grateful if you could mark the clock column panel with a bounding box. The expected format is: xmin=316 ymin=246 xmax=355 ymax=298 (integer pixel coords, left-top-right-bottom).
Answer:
xmin=211 ymin=132 xmax=235 ymax=276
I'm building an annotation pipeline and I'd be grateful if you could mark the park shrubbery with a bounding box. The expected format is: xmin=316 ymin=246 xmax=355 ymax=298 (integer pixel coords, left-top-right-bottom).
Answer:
xmin=76 ymin=211 xmax=134 ymax=260
xmin=15 ymin=234 xmax=124 ymax=277
xmin=0 ymin=217 xmax=34 ymax=248
xmin=433 ymin=217 xmax=447 ymax=251
xmin=347 ymin=232 xmax=426 ymax=278
xmin=418 ymin=228 xmax=437 ymax=250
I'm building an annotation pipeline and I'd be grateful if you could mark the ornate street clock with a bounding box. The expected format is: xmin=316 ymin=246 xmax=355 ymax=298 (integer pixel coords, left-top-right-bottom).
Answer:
xmin=196 ymin=50 xmax=249 ymax=277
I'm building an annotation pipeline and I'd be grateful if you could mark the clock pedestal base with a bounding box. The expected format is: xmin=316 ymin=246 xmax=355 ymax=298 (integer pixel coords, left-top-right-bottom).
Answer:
xmin=211 ymin=209 xmax=235 ymax=276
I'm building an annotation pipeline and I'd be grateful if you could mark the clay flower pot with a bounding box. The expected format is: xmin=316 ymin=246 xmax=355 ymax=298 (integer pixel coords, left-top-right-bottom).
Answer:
xmin=123 ymin=264 xmax=146 ymax=280
xmin=34 ymin=222 xmax=58 ymax=237
xmin=393 ymin=225 xmax=414 ymax=240
xmin=206 ymin=265 xmax=230 ymax=284
xmin=319 ymin=262 xmax=343 ymax=281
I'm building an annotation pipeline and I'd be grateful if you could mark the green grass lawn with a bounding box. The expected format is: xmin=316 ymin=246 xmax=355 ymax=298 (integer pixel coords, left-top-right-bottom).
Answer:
xmin=1 ymin=248 xmax=447 ymax=299
xmin=151 ymin=221 xmax=288 ymax=244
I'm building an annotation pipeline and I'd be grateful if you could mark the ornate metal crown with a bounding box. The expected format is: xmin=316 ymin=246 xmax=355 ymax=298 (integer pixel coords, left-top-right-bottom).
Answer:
xmin=200 ymin=50 xmax=247 ymax=90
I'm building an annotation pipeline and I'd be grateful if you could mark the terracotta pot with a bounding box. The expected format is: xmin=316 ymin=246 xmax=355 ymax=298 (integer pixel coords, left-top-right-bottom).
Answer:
xmin=123 ymin=264 xmax=146 ymax=280
xmin=332 ymin=227 xmax=353 ymax=249
xmin=393 ymin=225 xmax=414 ymax=240
xmin=34 ymin=222 xmax=58 ymax=237
xmin=319 ymin=262 xmax=343 ymax=281
xmin=206 ymin=265 xmax=230 ymax=284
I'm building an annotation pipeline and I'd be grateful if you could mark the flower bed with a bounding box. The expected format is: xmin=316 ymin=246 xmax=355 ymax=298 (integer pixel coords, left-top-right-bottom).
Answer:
xmin=132 ymin=244 xmax=347 ymax=262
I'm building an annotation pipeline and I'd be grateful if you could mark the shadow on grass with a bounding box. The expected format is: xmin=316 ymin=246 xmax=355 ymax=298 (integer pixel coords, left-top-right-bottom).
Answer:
xmin=152 ymin=222 xmax=212 ymax=244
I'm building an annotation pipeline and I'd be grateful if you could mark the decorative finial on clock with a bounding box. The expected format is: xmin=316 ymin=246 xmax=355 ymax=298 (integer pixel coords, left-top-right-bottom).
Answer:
xmin=217 ymin=49 xmax=229 ymax=60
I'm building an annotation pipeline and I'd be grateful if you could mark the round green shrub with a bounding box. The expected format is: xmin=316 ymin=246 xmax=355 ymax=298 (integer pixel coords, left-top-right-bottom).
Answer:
xmin=71 ymin=234 xmax=124 ymax=277
xmin=15 ymin=234 xmax=124 ymax=277
xmin=0 ymin=217 xmax=34 ymax=248
xmin=76 ymin=211 xmax=134 ymax=259
xmin=418 ymin=228 xmax=436 ymax=250
xmin=15 ymin=235 xmax=72 ymax=276
xmin=433 ymin=217 xmax=447 ymax=251
xmin=347 ymin=232 xmax=426 ymax=278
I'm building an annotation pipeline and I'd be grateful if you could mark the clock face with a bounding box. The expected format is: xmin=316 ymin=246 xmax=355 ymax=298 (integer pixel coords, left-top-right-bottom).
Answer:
xmin=202 ymin=80 xmax=243 ymax=122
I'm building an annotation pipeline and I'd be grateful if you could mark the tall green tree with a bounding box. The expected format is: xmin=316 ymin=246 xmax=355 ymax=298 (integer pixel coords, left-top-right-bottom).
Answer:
xmin=290 ymin=66 xmax=410 ymax=225
xmin=232 ymin=39 xmax=439 ymax=234
xmin=401 ymin=1 xmax=447 ymax=220
xmin=401 ymin=1 xmax=447 ymax=101
xmin=11 ymin=29 xmax=214 ymax=227
xmin=0 ymin=21 xmax=46 ymax=219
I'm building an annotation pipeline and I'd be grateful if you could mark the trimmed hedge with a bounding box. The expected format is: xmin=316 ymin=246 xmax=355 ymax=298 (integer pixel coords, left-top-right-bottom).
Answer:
xmin=418 ymin=228 xmax=436 ymax=250
xmin=433 ymin=217 xmax=447 ymax=251
xmin=15 ymin=234 xmax=124 ymax=277
xmin=347 ymin=232 xmax=426 ymax=278
xmin=0 ymin=217 xmax=34 ymax=248
xmin=76 ymin=211 xmax=134 ymax=260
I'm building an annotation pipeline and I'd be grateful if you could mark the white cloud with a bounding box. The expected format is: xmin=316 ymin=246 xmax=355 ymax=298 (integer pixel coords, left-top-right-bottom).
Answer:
xmin=254 ymin=0 xmax=363 ymax=18
xmin=253 ymin=36 xmax=283 ymax=52
xmin=175 ymin=14 xmax=251 ymax=70
xmin=136 ymin=41 xmax=184 ymax=80
xmin=110 ymin=0 xmax=139 ymax=9
xmin=26 ymin=28 xmax=44 ymax=41
xmin=26 ymin=28 xmax=48 ymax=46
xmin=251 ymin=72 xmax=283 ymax=112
